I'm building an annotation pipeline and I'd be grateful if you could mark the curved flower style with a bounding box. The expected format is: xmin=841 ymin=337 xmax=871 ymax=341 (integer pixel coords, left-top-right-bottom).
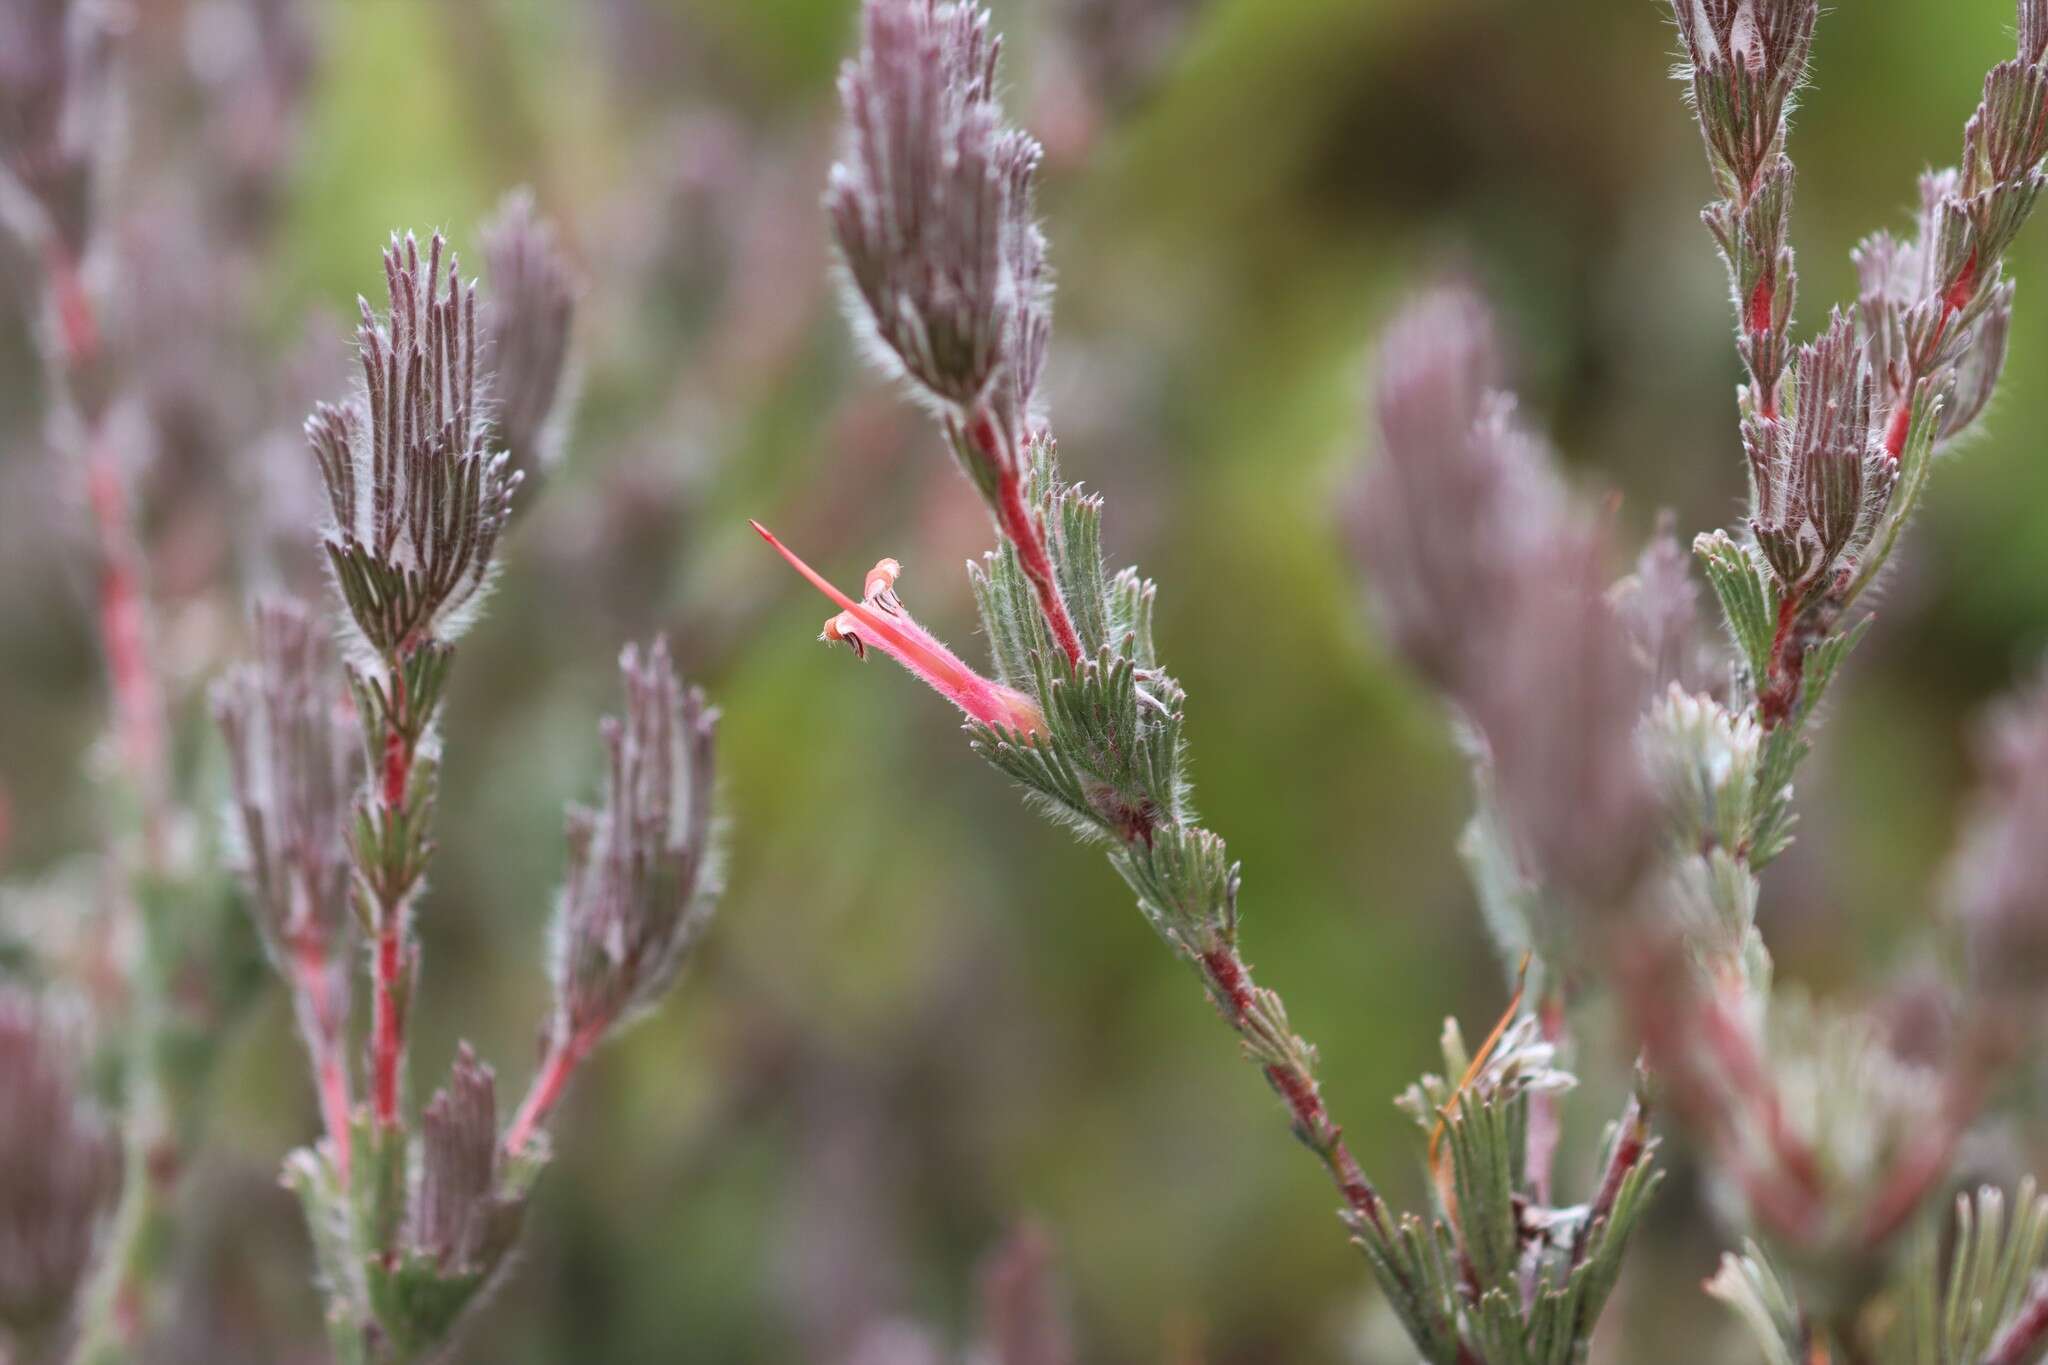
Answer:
xmin=751 ymin=521 xmax=1046 ymax=739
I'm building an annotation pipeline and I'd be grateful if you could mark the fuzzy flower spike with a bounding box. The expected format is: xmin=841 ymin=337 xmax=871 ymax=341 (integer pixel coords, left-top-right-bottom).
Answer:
xmin=307 ymin=230 xmax=520 ymax=660
xmin=750 ymin=520 xmax=1045 ymax=739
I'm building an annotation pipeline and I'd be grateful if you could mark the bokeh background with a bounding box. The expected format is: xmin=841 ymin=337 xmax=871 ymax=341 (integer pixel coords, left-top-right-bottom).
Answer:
xmin=4 ymin=0 xmax=2048 ymax=1359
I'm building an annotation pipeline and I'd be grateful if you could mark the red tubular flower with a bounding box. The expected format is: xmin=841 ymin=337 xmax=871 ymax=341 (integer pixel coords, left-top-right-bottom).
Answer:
xmin=751 ymin=521 xmax=1045 ymax=739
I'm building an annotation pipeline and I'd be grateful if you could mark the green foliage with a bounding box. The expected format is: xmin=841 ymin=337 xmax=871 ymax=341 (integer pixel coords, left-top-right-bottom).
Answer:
xmin=71 ymin=865 xmax=263 ymax=1364
xmin=365 ymin=1251 xmax=490 ymax=1363
xmin=1111 ymin=822 xmax=1237 ymax=959
xmin=969 ymin=444 xmax=1187 ymax=845
xmin=1801 ymin=616 xmax=1870 ymax=717
xmin=1706 ymin=1242 xmax=1806 ymax=1365
xmin=1695 ymin=530 xmax=1779 ymax=686
xmin=347 ymin=644 xmax=455 ymax=763
xmin=1741 ymin=615 xmax=1870 ymax=871
xmin=284 ymin=1110 xmax=552 ymax=1364
xmin=348 ymin=756 xmax=439 ymax=914
xmin=1903 ymin=1183 xmax=2048 ymax=1364
xmin=283 ymin=1141 xmax=369 ymax=1365
xmin=1714 ymin=1185 xmax=2048 ymax=1364
xmin=1640 ymin=606 xmax=1871 ymax=1007
xmin=1356 ymin=1019 xmax=1662 ymax=1364
xmin=325 ymin=543 xmax=454 ymax=661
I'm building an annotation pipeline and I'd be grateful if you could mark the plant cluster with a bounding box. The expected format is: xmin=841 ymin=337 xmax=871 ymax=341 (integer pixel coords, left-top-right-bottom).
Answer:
xmin=0 ymin=6 xmax=732 ymax=1348
xmin=1361 ymin=0 xmax=2048 ymax=1356
xmin=0 ymin=1 xmax=321 ymax=1356
xmin=4 ymin=0 xmax=2048 ymax=1357
xmin=761 ymin=1 xmax=1662 ymax=1360
xmin=219 ymin=224 xmax=723 ymax=1362
xmin=758 ymin=1 xmax=2048 ymax=1361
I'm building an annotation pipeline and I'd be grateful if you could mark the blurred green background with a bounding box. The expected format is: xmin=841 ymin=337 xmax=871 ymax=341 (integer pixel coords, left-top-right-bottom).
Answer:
xmin=4 ymin=0 xmax=2048 ymax=1359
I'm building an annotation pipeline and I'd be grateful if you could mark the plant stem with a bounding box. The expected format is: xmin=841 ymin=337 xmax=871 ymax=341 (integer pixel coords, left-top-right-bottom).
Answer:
xmin=291 ymin=942 xmax=352 ymax=1183
xmin=1759 ymin=593 xmax=1808 ymax=730
xmin=1571 ymin=1092 xmax=1651 ymax=1276
xmin=83 ymin=454 xmax=168 ymax=864
xmin=962 ymin=409 xmax=1083 ymax=669
xmin=503 ymin=1018 xmax=607 ymax=1157
xmin=68 ymin=941 xmax=178 ymax=1365
xmin=369 ymin=667 xmax=415 ymax=1133
xmin=983 ymin=437 xmax=1385 ymax=1246
xmin=1620 ymin=937 xmax=1825 ymax=1244
xmin=993 ymin=470 xmax=1083 ymax=669
xmin=37 ymin=239 xmax=183 ymax=1365
xmin=370 ymin=917 xmax=404 ymax=1129
xmin=39 ymin=245 xmax=169 ymax=855
xmin=1195 ymin=945 xmax=1385 ymax=1226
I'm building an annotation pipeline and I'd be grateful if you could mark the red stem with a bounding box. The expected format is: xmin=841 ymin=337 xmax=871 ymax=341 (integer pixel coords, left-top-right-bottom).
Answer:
xmin=380 ymin=725 xmax=407 ymax=810
xmin=1590 ymin=1119 xmax=1647 ymax=1228
xmin=1697 ymin=984 xmax=1827 ymax=1234
xmin=995 ymin=474 xmax=1089 ymax=671
xmin=37 ymin=238 xmax=182 ymax=1363
xmin=1620 ymin=938 xmax=1825 ymax=1244
xmin=315 ymin=1050 xmax=350 ymax=1175
xmin=367 ymin=659 xmax=416 ymax=1130
xmin=1570 ymin=1094 xmax=1650 ymax=1275
xmin=965 ymin=409 xmax=1083 ymax=668
xmin=46 ymin=241 xmax=99 ymax=372
xmin=994 ymin=473 xmax=1084 ymax=668
xmin=1759 ymin=592 xmax=1806 ymax=729
xmin=291 ymin=943 xmax=352 ymax=1182
xmin=503 ymin=1018 xmax=606 ymax=1156
xmin=371 ymin=921 xmax=402 ymax=1128
xmin=66 ymin=274 xmax=167 ymax=865
xmin=1197 ymin=946 xmax=1383 ymax=1225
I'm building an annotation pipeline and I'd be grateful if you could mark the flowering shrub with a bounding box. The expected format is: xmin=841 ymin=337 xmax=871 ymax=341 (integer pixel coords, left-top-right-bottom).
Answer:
xmin=230 ymin=226 xmax=723 ymax=1362
xmin=4 ymin=0 xmax=2048 ymax=1358
xmin=0 ymin=7 xmax=728 ymax=1347
xmin=758 ymin=4 xmax=1664 ymax=1357
xmin=760 ymin=0 xmax=2048 ymax=1360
